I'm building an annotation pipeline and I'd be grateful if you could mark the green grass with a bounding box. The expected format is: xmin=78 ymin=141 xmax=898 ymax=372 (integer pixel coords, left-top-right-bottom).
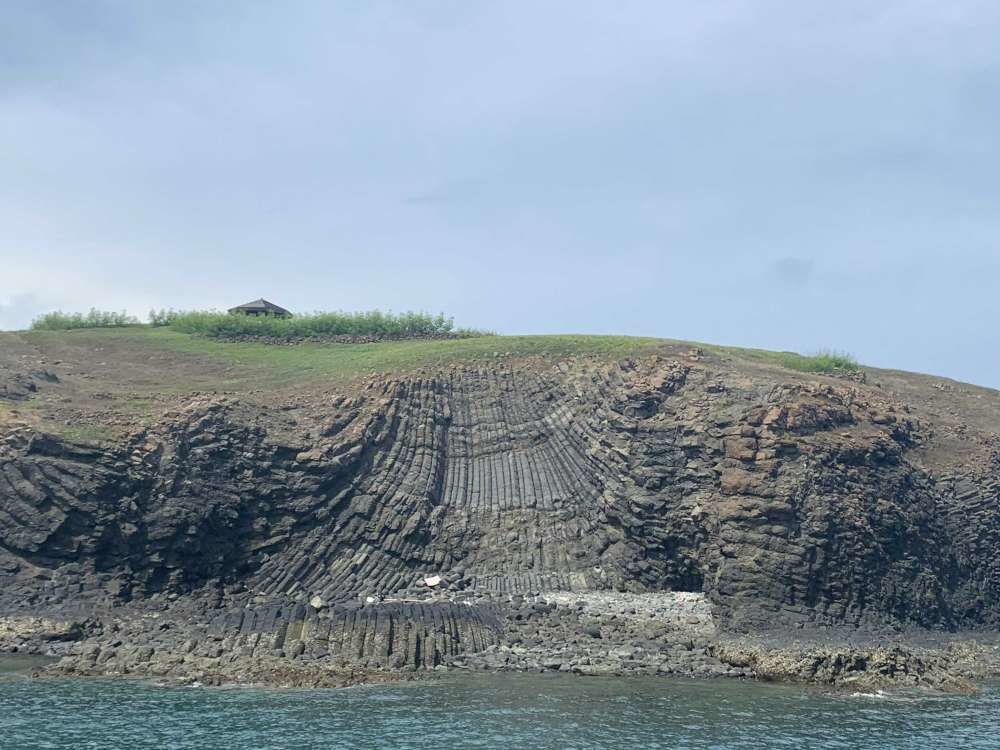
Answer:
xmin=149 ymin=330 xmax=667 ymax=386
xmin=20 ymin=327 xmax=862 ymax=397
xmin=24 ymin=308 xmax=860 ymax=378
xmin=711 ymin=346 xmax=859 ymax=374
xmin=54 ymin=423 xmax=123 ymax=444
xmin=21 ymin=328 xmax=668 ymax=391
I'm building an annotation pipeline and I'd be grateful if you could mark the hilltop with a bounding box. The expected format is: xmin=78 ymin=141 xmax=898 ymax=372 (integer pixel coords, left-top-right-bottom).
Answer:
xmin=0 ymin=326 xmax=862 ymax=432
xmin=0 ymin=328 xmax=998 ymax=690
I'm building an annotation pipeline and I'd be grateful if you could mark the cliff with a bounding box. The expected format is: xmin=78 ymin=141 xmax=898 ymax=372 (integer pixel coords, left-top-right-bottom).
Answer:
xmin=1 ymin=330 xmax=997 ymax=688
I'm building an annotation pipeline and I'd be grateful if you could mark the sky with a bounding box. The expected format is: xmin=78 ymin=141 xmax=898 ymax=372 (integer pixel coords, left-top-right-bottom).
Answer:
xmin=1 ymin=1 xmax=998 ymax=387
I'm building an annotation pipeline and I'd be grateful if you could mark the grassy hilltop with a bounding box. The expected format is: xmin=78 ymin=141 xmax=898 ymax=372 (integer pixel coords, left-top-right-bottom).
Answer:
xmin=23 ymin=327 xmax=677 ymax=388
xmin=1 ymin=307 xmax=861 ymax=440
xmin=22 ymin=307 xmax=858 ymax=384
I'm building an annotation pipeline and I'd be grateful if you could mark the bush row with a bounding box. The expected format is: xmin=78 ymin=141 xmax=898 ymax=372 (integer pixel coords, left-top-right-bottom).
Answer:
xmin=30 ymin=309 xmax=140 ymax=330
xmin=166 ymin=310 xmax=459 ymax=337
xmin=33 ymin=308 xmax=487 ymax=339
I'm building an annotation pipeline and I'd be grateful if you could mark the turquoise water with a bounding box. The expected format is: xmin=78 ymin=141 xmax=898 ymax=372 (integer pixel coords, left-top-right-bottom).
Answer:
xmin=0 ymin=661 xmax=997 ymax=749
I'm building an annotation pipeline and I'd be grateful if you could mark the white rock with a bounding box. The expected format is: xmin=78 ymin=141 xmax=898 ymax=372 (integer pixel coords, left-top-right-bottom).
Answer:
xmin=423 ymin=575 xmax=442 ymax=587
xmin=309 ymin=595 xmax=326 ymax=610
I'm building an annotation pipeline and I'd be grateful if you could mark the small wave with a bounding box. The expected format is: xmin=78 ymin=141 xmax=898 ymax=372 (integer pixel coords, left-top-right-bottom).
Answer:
xmin=848 ymin=689 xmax=888 ymax=699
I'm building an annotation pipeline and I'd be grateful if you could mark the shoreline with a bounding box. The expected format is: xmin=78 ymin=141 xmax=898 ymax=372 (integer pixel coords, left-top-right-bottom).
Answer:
xmin=5 ymin=649 xmax=999 ymax=696
xmin=4 ymin=593 xmax=998 ymax=695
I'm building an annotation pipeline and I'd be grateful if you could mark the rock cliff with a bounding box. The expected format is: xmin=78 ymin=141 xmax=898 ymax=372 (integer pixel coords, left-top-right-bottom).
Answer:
xmin=1 ymin=335 xmax=998 ymax=688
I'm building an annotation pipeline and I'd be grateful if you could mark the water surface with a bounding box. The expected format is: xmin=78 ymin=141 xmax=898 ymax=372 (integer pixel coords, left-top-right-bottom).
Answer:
xmin=0 ymin=662 xmax=995 ymax=749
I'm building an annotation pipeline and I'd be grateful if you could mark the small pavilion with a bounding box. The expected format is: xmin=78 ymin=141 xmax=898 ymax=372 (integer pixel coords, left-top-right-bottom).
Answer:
xmin=227 ymin=298 xmax=292 ymax=318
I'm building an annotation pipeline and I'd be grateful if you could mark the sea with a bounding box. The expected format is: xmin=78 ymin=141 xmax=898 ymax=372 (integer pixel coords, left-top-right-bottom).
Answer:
xmin=0 ymin=656 xmax=997 ymax=749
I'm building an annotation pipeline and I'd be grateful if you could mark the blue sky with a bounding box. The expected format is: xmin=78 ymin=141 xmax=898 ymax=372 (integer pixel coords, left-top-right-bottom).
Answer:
xmin=1 ymin=1 xmax=998 ymax=387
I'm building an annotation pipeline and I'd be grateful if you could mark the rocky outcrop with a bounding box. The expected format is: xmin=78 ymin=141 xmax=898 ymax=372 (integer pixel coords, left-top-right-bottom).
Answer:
xmin=713 ymin=638 xmax=1000 ymax=693
xmin=0 ymin=369 xmax=58 ymax=401
xmin=1 ymin=352 xmax=998 ymax=688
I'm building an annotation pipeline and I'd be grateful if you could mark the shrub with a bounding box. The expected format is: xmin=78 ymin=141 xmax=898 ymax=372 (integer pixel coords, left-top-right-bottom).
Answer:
xmin=30 ymin=309 xmax=141 ymax=331
xmin=772 ymin=349 xmax=860 ymax=374
xmin=28 ymin=307 xmax=486 ymax=338
xmin=166 ymin=309 xmax=485 ymax=339
xmin=148 ymin=308 xmax=183 ymax=326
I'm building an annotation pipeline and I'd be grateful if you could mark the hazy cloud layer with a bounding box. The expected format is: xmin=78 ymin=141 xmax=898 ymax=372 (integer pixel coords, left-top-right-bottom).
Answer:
xmin=1 ymin=1 xmax=998 ymax=386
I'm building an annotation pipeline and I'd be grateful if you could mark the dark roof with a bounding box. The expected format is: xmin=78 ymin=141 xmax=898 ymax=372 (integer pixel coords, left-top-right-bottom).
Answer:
xmin=227 ymin=298 xmax=292 ymax=315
